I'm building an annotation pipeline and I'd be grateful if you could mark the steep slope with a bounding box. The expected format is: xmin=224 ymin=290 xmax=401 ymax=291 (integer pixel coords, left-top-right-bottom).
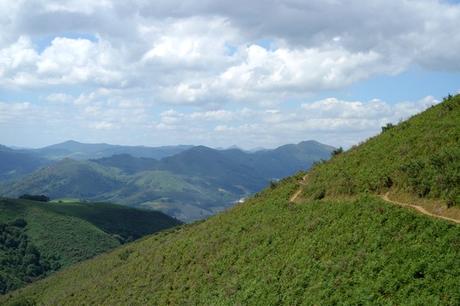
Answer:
xmin=2 ymin=97 xmax=459 ymax=304
xmin=300 ymin=95 xmax=460 ymax=215
xmin=0 ymin=198 xmax=180 ymax=294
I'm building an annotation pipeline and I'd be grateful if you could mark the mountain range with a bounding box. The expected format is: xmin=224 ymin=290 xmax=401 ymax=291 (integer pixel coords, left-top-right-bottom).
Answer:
xmin=0 ymin=140 xmax=334 ymax=221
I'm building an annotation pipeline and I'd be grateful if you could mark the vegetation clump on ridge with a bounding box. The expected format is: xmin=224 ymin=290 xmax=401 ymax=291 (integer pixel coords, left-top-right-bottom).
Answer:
xmin=2 ymin=97 xmax=460 ymax=305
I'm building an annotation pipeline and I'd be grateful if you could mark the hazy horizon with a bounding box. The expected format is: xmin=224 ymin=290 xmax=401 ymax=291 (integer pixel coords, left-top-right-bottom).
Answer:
xmin=3 ymin=138 xmax=333 ymax=152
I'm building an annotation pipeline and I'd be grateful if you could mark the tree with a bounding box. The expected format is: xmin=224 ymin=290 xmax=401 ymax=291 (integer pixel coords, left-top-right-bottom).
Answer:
xmin=381 ymin=123 xmax=395 ymax=133
xmin=19 ymin=194 xmax=50 ymax=202
xmin=331 ymin=147 xmax=343 ymax=157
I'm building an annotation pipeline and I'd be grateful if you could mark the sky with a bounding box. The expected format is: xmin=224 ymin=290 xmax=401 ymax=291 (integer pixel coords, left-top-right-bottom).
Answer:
xmin=0 ymin=0 xmax=459 ymax=149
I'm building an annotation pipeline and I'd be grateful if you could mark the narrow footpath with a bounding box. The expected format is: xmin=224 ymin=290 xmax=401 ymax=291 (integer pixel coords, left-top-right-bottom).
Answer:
xmin=380 ymin=192 xmax=460 ymax=224
xmin=290 ymin=177 xmax=459 ymax=224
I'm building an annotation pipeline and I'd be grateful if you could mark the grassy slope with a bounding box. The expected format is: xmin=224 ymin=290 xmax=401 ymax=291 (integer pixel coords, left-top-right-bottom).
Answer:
xmin=301 ymin=95 xmax=460 ymax=206
xmin=3 ymin=97 xmax=460 ymax=305
xmin=3 ymin=178 xmax=459 ymax=305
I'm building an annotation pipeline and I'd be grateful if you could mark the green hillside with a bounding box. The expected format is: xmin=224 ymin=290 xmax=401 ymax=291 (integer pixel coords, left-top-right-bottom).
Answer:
xmin=2 ymin=97 xmax=459 ymax=304
xmin=1 ymin=159 xmax=125 ymax=199
xmin=0 ymin=198 xmax=180 ymax=294
xmin=301 ymin=95 xmax=460 ymax=208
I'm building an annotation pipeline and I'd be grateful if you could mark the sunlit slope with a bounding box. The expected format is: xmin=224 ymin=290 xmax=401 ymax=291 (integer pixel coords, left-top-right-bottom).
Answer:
xmin=301 ymin=95 xmax=460 ymax=206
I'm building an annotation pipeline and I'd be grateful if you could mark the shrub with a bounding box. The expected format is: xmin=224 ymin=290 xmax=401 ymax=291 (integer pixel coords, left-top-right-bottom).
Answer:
xmin=19 ymin=195 xmax=50 ymax=202
xmin=331 ymin=147 xmax=344 ymax=157
xmin=381 ymin=123 xmax=395 ymax=133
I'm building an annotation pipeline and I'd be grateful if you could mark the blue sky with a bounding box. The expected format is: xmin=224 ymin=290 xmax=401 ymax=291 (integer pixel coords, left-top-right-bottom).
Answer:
xmin=0 ymin=0 xmax=459 ymax=149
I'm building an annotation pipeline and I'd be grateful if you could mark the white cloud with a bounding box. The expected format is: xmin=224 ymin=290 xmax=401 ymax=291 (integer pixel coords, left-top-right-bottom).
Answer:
xmin=189 ymin=110 xmax=233 ymax=121
xmin=1 ymin=0 xmax=459 ymax=105
xmin=43 ymin=0 xmax=113 ymax=14
xmin=0 ymin=36 xmax=122 ymax=88
xmin=89 ymin=121 xmax=114 ymax=130
xmin=45 ymin=92 xmax=73 ymax=103
xmin=218 ymin=45 xmax=398 ymax=98
xmin=0 ymin=101 xmax=31 ymax=123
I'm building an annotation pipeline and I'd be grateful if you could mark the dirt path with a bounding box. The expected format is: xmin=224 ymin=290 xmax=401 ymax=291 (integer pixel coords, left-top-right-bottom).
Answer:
xmin=381 ymin=192 xmax=460 ymax=224
xmin=289 ymin=177 xmax=459 ymax=224
xmin=289 ymin=188 xmax=303 ymax=202
xmin=289 ymin=174 xmax=308 ymax=202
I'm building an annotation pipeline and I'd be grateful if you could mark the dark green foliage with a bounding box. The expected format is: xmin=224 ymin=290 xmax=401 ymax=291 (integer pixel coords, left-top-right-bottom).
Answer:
xmin=2 ymin=179 xmax=460 ymax=305
xmin=269 ymin=180 xmax=278 ymax=189
xmin=331 ymin=147 xmax=343 ymax=157
xmin=0 ymin=197 xmax=180 ymax=294
xmin=41 ymin=201 xmax=182 ymax=243
xmin=18 ymin=195 xmax=49 ymax=202
xmin=381 ymin=123 xmax=395 ymax=133
xmin=302 ymin=95 xmax=460 ymax=205
xmin=0 ymin=221 xmax=53 ymax=294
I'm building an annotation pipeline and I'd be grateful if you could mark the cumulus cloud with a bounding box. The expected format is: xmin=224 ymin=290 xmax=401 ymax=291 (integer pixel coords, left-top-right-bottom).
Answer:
xmin=1 ymin=0 xmax=459 ymax=99
xmin=0 ymin=36 xmax=122 ymax=87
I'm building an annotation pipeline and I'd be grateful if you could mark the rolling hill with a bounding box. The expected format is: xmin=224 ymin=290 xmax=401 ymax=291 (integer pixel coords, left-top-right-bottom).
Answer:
xmin=0 ymin=197 xmax=180 ymax=294
xmin=2 ymin=96 xmax=459 ymax=304
xmin=0 ymin=141 xmax=334 ymax=221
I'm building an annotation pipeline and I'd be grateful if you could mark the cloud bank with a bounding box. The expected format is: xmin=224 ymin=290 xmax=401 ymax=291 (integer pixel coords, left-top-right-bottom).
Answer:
xmin=0 ymin=0 xmax=458 ymax=147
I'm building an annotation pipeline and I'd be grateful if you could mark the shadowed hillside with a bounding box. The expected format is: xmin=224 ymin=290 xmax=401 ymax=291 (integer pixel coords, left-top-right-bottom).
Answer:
xmin=0 ymin=198 xmax=180 ymax=294
xmin=0 ymin=146 xmax=48 ymax=181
